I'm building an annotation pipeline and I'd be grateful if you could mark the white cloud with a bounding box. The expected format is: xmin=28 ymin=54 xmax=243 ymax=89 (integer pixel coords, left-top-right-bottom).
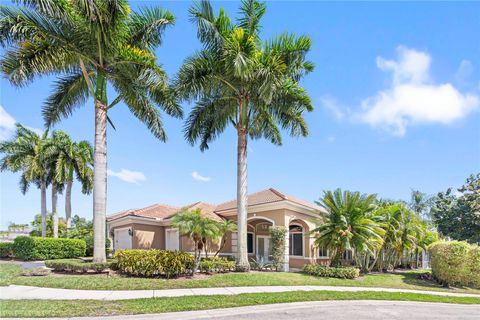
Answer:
xmin=107 ymin=169 xmax=146 ymax=185
xmin=192 ymin=171 xmax=211 ymax=182
xmin=326 ymin=135 xmax=336 ymax=143
xmin=0 ymin=105 xmax=43 ymax=141
xmin=358 ymin=46 xmax=479 ymax=136
xmin=320 ymin=96 xmax=345 ymax=120
xmin=0 ymin=105 xmax=16 ymax=141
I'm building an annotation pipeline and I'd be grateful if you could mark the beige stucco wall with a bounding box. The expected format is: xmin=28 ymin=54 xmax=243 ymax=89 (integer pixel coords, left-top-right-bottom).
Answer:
xmin=110 ymin=223 xmax=165 ymax=250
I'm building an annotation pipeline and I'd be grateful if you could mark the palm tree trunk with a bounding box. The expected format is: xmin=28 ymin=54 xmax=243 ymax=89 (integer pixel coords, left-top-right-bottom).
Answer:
xmin=236 ymin=128 xmax=250 ymax=272
xmin=52 ymin=182 xmax=58 ymax=238
xmin=65 ymin=179 xmax=73 ymax=229
xmin=40 ymin=181 xmax=47 ymax=237
xmin=93 ymin=73 xmax=108 ymax=263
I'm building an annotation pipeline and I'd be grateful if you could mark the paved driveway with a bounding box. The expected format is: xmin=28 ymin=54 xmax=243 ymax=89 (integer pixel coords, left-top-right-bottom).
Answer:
xmin=31 ymin=301 xmax=480 ymax=320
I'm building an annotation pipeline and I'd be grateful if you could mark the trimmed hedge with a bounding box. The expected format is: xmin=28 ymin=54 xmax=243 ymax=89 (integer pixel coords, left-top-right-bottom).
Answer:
xmin=45 ymin=259 xmax=114 ymax=273
xmin=303 ymin=264 xmax=360 ymax=279
xmin=12 ymin=236 xmax=86 ymax=260
xmin=0 ymin=242 xmax=13 ymax=258
xmin=429 ymin=241 xmax=480 ymax=288
xmin=199 ymin=257 xmax=236 ymax=273
xmin=114 ymin=249 xmax=195 ymax=278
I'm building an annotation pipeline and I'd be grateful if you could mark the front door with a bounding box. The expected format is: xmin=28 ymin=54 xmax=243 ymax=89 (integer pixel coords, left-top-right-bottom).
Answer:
xmin=256 ymin=236 xmax=272 ymax=261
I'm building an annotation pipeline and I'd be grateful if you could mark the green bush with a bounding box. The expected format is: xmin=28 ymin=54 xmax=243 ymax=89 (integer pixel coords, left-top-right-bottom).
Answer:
xmin=45 ymin=259 xmax=113 ymax=273
xmin=429 ymin=241 xmax=480 ymax=288
xmin=269 ymin=226 xmax=287 ymax=271
xmin=12 ymin=236 xmax=86 ymax=260
xmin=114 ymin=249 xmax=195 ymax=278
xmin=199 ymin=256 xmax=236 ymax=273
xmin=303 ymin=264 xmax=360 ymax=279
xmin=0 ymin=242 xmax=13 ymax=258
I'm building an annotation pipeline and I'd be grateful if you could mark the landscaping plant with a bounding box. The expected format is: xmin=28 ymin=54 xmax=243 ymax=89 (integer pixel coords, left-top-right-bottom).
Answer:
xmin=12 ymin=236 xmax=86 ymax=260
xmin=45 ymin=259 xmax=113 ymax=273
xmin=303 ymin=264 xmax=360 ymax=279
xmin=269 ymin=226 xmax=287 ymax=271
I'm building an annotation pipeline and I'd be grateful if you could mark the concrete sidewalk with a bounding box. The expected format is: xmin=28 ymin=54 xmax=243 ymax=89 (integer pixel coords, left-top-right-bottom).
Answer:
xmin=1 ymin=284 xmax=480 ymax=300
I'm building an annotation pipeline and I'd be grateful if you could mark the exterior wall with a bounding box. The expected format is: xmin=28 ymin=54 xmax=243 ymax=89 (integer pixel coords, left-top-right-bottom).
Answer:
xmin=110 ymin=223 xmax=165 ymax=250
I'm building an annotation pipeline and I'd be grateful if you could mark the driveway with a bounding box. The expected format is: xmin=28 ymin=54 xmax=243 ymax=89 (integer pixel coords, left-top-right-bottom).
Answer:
xmin=28 ymin=300 xmax=480 ymax=320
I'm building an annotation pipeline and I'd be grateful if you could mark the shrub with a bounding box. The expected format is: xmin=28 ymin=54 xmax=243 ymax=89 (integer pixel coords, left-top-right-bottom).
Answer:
xmin=45 ymin=259 xmax=113 ymax=273
xmin=114 ymin=249 xmax=195 ymax=278
xmin=12 ymin=236 xmax=86 ymax=260
xmin=83 ymin=235 xmax=111 ymax=257
xmin=199 ymin=257 xmax=235 ymax=273
xmin=303 ymin=264 xmax=360 ymax=279
xmin=429 ymin=241 xmax=480 ymax=288
xmin=270 ymin=226 xmax=287 ymax=271
xmin=0 ymin=242 xmax=13 ymax=258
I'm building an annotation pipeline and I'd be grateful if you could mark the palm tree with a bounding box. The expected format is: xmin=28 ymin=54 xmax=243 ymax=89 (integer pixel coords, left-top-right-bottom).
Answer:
xmin=0 ymin=124 xmax=52 ymax=237
xmin=172 ymin=209 xmax=220 ymax=274
xmin=52 ymin=131 xmax=93 ymax=229
xmin=175 ymin=0 xmax=314 ymax=271
xmin=313 ymin=189 xmax=385 ymax=267
xmin=1 ymin=0 xmax=182 ymax=262
xmin=214 ymin=219 xmax=237 ymax=257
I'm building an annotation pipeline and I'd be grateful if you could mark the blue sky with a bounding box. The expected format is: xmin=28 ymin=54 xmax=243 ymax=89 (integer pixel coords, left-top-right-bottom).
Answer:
xmin=1 ymin=1 xmax=479 ymax=229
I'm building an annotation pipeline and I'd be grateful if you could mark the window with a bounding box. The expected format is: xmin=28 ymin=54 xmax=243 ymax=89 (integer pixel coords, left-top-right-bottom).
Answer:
xmin=318 ymin=246 xmax=329 ymax=258
xmin=289 ymin=225 xmax=303 ymax=256
xmin=343 ymin=249 xmax=353 ymax=260
xmin=247 ymin=233 xmax=254 ymax=254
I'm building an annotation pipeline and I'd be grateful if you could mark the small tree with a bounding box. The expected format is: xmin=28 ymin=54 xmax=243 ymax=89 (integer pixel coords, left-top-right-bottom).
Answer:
xmin=270 ymin=226 xmax=287 ymax=271
xmin=214 ymin=219 xmax=237 ymax=257
xmin=172 ymin=209 xmax=220 ymax=274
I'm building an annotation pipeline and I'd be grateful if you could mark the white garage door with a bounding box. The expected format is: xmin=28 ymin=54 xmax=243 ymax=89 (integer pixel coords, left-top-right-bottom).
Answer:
xmin=114 ymin=228 xmax=132 ymax=250
xmin=165 ymin=229 xmax=179 ymax=250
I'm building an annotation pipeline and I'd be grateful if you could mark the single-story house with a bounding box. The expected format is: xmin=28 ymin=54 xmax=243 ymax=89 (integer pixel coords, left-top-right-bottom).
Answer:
xmin=107 ymin=188 xmax=332 ymax=271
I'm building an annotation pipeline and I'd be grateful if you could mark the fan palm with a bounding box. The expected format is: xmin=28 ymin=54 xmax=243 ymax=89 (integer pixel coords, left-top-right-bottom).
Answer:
xmin=175 ymin=0 xmax=314 ymax=270
xmin=52 ymin=131 xmax=93 ymax=229
xmin=214 ymin=219 xmax=237 ymax=257
xmin=1 ymin=0 xmax=182 ymax=262
xmin=313 ymin=189 xmax=385 ymax=267
xmin=0 ymin=124 xmax=53 ymax=237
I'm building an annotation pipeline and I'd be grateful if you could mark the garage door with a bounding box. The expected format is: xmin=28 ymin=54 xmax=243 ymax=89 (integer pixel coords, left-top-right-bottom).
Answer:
xmin=114 ymin=228 xmax=132 ymax=250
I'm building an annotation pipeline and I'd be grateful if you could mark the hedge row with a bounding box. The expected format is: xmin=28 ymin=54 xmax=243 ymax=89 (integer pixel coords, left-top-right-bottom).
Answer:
xmin=0 ymin=242 xmax=13 ymax=258
xmin=303 ymin=264 xmax=360 ymax=279
xmin=199 ymin=257 xmax=236 ymax=273
xmin=12 ymin=236 xmax=86 ymax=260
xmin=45 ymin=259 xmax=115 ymax=273
xmin=114 ymin=249 xmax=195 ymax=278
xmin=429 ymin=241 xmax=480 ymax=288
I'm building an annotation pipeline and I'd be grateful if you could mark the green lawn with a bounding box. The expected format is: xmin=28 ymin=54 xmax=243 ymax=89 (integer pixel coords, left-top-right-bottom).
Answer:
xmin=1 ymin=262 xmax=480 ymax=294
xmin=1 ymin=291 xmax=480 ymax=317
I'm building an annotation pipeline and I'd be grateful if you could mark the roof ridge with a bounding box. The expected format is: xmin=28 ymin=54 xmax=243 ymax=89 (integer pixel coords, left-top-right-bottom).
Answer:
xmin=268 ymin=187 xmax=287 ymax=200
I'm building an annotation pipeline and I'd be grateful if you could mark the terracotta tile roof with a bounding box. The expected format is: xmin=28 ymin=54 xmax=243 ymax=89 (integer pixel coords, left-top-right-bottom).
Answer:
xmin=107 ymin=188 xmax=326 ymax=222
xmin=214 ymin=188 xmax=326 ymax=213
xmin=106 ymin=203 xmax=180 ymax=221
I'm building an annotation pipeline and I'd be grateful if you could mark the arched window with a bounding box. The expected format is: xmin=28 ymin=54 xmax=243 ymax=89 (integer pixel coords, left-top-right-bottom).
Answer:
xmin=289 ymin=224 xmax=303 ymax=257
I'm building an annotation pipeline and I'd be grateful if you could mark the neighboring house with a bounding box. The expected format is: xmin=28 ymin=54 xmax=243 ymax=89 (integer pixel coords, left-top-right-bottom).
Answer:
xmin=107 ymin=188 xmax=329 ymax=271
xmin=0 ymin=226 xmax=31 ymax=243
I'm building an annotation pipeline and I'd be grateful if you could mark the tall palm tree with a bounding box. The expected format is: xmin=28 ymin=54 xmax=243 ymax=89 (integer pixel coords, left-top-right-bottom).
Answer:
xmin=1 ymin=0 xmax=182 ymax=262
xmin=52 ymin=131 xmax=93 ymax=229
xmin=313 ymin=189 xmax=385 ymax=267
xmin=0 ymin=124 xmax=52 ymax=237
xmin=175 ymin=0 xmax=314 ymax=271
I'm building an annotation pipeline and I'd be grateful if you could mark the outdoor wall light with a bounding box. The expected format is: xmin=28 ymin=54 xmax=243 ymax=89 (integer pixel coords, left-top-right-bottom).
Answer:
xmin=128 ymin=228 xmax=133 ymax=236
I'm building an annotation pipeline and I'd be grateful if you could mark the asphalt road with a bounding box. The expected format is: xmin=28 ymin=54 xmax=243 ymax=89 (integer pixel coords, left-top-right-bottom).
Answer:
xmin=39 ymin=300 xmax=480 ymax=320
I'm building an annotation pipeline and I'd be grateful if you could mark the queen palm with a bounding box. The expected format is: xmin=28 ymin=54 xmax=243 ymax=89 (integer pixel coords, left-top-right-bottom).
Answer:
xmin=1 ymin=0 xmax=182 ymax=262
xmin=313 ymin=189 xmax=385 ymax=267
xmin=52 ymin=131 xmax=93 ymax=229
xmin=0 ymin=124 xmax=52 ymax=237
xmin=175 ymin=0 xmax=314 ymax=271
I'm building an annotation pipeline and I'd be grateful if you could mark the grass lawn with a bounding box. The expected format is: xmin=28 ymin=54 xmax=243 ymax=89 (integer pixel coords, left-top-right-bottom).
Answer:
xmin=1 ymin=261 xmax=479 ymax=295
xmin=1 ymin=291 xmax=480 ymax=317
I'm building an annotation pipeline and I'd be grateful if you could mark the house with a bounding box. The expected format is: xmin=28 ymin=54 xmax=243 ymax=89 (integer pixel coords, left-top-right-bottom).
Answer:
xmin=106 ymin=188 xmax=330 ymax=271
